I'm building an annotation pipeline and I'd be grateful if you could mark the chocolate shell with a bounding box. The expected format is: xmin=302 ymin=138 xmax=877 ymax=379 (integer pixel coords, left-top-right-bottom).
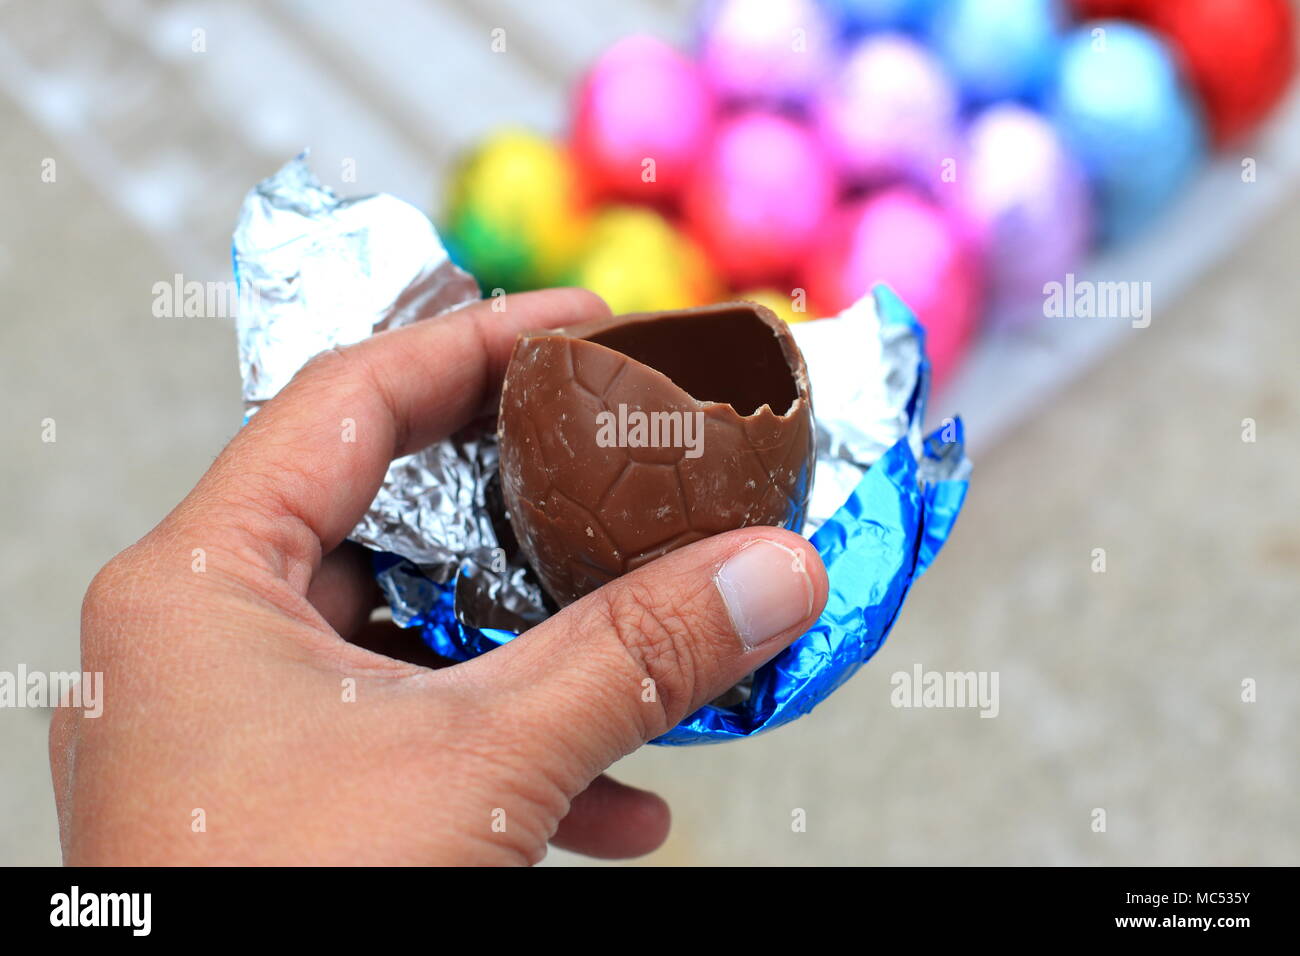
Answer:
xmin=498 ymin=301 xmax=815 ymax=608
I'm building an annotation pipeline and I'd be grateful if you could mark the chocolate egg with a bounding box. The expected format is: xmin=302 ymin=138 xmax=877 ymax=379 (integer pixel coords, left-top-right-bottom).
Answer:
xmin=498 ymin=301 xmax=815 ymax=607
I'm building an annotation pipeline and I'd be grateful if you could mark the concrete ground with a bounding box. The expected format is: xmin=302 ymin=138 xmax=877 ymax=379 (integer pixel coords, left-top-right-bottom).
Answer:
xmin=1 ymin=0 xmax=1297 ymax=866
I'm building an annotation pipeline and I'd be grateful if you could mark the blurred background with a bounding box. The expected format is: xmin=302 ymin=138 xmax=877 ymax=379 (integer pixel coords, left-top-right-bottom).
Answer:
xmin=2 ymin=0 xmax=1298 ymax=865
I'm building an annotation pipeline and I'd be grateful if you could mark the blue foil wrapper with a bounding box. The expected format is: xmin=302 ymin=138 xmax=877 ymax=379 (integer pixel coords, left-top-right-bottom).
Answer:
xmin=233 ymin=156 xmax=971 ymax=747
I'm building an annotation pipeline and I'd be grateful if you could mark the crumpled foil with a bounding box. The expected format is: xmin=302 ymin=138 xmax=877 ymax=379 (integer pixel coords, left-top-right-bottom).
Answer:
xmin=791 ymin=292 xmax=925 ymax=531
xmin=233 ymin=155 xmax=549 ymax=628
xmin=234 ymin=152 xmax=480 ymax=404
xmin=232 ymin=155 xmax=971 ymax=746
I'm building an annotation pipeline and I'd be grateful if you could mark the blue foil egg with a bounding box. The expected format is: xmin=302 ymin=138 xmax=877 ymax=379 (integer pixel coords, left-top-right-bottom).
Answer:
xmin=1047 ymin=22 xmax=1206 ymax=243
xmin=926 ymin=0 xmax=1065 ymax=106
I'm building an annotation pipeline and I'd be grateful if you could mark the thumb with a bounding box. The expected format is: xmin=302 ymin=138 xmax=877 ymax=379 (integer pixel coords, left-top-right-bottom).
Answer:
xmin=466 ymin=527 xmax=827 ymax=786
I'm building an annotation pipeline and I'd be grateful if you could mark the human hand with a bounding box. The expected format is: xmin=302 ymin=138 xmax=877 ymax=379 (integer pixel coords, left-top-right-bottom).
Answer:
xmin=52 ymin=289 xmax=828 ymax=865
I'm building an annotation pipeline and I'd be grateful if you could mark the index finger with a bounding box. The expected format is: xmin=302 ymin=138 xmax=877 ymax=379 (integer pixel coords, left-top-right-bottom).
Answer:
xmin=183 ymin=288 xmax=611 ymax=568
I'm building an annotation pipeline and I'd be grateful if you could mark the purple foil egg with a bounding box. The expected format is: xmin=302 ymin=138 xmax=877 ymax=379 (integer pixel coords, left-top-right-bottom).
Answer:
xmin=952 ymin=103 xmax=1092 ymax=326
xmin=696 ymin=0 xmax=836 ymax=108
xmin=813 ymin=33 xmax=959 ymax=187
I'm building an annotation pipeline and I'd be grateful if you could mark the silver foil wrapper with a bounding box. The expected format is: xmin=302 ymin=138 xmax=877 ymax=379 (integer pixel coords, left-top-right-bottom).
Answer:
xmin=233 ymin=155 xmax=548 ymax=627
xmin=233 ymin=153 xmax=479 ymax=403
xmin=791 ymin=291 xmax=925 ymax=532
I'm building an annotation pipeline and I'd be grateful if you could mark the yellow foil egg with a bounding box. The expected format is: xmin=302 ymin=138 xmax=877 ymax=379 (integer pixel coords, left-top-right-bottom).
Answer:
xmin=574 ymin=206 xmax=719 ymax=314
xmin=443 ymin=129 xmax=587 ymax=292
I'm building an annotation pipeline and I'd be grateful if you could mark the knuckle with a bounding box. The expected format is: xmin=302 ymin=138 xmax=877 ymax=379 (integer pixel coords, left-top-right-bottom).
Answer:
xmin=81 ymin=552 xmax=139 ymax=623
xmin=288 ymin=346 xmax=376 ymax=414
xmin=294 ymin=344 xmax=354 ymax=385
xmin=80 ymin=552 xmax=150 ymax=663
xmin=285 ymin=344 xmax=406 ymax=452
xmin=80 ymin=542 xmax=186 ymax=656
xmin=595 ymin=579 xmax=704 ymax=727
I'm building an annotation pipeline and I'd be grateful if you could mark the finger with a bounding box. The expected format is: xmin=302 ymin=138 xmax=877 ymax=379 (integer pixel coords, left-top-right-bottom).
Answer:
xmin=305 ymin=542 xmax=382 ymax=636
xmin=181 ymin=288 xmax=610 ymax=566
xmin=460 ymin=527 xmax=828 ymax=788
xmin=48 ymin=705 xmax=77 ymax=852
xmin=550 ymin=775 xmax=671 ymax=860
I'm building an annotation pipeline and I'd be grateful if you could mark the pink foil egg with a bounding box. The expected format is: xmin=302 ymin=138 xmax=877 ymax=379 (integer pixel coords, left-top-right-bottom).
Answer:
xmin=813 ymin=33 xmax=959 ymax=187
xmin=803 ymin=188 xmax=982 ymax=387
xmin=952 ymin=103 xmax=1091 ymax=326
xmin=696 ymin=0 xmax=836 ymax=107
xmin=571 ymin=35 xmax=715 ymax=205
xmin=683 ymin=111 xmax=838 ymax=288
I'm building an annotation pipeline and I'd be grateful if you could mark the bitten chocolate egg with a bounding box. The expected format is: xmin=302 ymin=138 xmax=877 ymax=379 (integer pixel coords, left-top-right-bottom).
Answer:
xmin=498 ymin=301 xmax=815 ymax=608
